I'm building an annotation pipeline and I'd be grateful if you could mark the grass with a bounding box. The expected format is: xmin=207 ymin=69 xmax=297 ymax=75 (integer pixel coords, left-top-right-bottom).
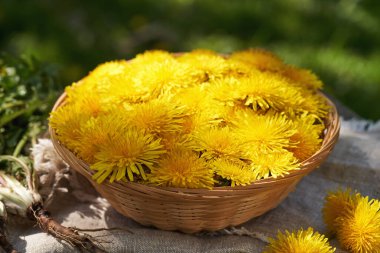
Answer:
xmin=0 ymin=0 xmax=379 ymax=119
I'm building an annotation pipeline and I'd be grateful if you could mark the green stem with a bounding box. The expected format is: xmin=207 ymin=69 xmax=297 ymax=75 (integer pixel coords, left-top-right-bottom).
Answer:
xmin=31 ymin=134 xmax=37 ymax=147
xmin=0 ymin=100 xmax=41 ymax=128
xmin=0 ymin=155 xmax=33 ymax=191
xmin=12 ymin=132 xmax=29 ymax=157
xmin=1 ymin=101 xmax=24 ymax=109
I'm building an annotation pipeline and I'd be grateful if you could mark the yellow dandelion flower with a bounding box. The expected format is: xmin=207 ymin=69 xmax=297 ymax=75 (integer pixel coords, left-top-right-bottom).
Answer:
xmin=336 ymin=196 xmax=380 ymax=253
xmin=298 ymin=90 xmax=330 ymax=119
xmin=323 ymin=188 xmax=362 ymax=234
xmin=301 ymin=92 xmax=331 ymax=117
xmin=249 ymin=151 xmax=299 ymax=179
xmin=210 ymin=73 xmax=305 ymax=113
xmin=181 ymin=114 xmax=203 ymax=134
xmin=177 ymin=85 xmax=216 ymax=113
xmin=64 ymin=91 xmax=113 ymax=122
xmin=84 ymin=60 xmax=131 ymax=89
xmin=75 ymin=117 xmax=108 ymax=163
xmin=66 ymin=60 xmax=130 ymax=101
xmin=74 ymin=92 xmax=113 ymax=117
xmin=264 ymin=227 xmax=336 ymax=253
xmin=131 ymin=50 xmax=174 ymax=65
xmin=102 ymin=73 xmax=150 ymax=105
xmin=127 ymin=98 xmax=186 ymax=136
xmin=176 ymin=86 xmax=226 ymax=131
xmin=208 ymin=76 xmax=242 ymax=107
xmin=193 ymin=127 xmax=244 ymax=160
xmin=65 ymin=81 xmax=92 ymax=102
xmin=211 ymin=158 xmax=254 ymax=187
xmin=214 ymin=104 xmax=243 ymax=126
xmin=49 ymin=102 xmax=91 ymax=152
xmin=225 ymin=58 xmax=255 ymax=78
xmin=75 ymin=113 xmax=131 ymax=164
xmin=148 ymin=150 xmax=214 ymax=189
xmin=178 ymin=50 xmax=230 ymax=81
xmin=281 ymin=65 xmax=323 ymax=90
xmin=160 ymin=133 xmax=195 ymax=151
xmin=288 ymin=113 xmax=324 ymax=161
xmin=91 ymin=128 xmax=166 ymax=183
xmin=239 ymin=73 xmax=305 ymax=112
xmin=89 ymin=60 xmax=130 ymax=78
xmin=180 ymin=111 xmax=218 ymax=134
xmin=131 ymin=59 xmax=197 ymax=98
xmin=230 ymin=48 xmax=285 ymax=72
xmin=234 ymin=112 xmax=296 ymax=153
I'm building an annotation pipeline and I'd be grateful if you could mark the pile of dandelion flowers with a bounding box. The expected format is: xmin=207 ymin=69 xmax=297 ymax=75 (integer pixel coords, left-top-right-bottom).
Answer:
xmin=264 ymin=227 xmax=336 ymax=253
xmin=91 ymin=128 xmax=166 ymax=183
xmin=148 ymin=150 xmax=214 ymax=189
xmin=50 ymin=49 xmax=331 ymax=187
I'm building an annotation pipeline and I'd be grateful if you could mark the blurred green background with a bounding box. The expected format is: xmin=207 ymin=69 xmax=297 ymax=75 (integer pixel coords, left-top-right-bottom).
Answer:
xmin=1 ymin=0 xmax=379 ymax=119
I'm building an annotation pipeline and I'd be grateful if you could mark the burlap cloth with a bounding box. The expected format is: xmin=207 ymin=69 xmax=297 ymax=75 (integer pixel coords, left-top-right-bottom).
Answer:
xmin=6 ymin=109 xmax=380 ymax=252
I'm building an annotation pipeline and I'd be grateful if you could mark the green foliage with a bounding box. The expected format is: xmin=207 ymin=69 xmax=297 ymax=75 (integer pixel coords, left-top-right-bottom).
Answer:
xmin=0 ymin=53 xmax=62 ymax=175
xmin=0 ymin=0 xmax=379 ymax=119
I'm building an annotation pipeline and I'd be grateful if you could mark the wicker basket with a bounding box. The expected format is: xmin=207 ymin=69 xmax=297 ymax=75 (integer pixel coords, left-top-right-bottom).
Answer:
xmin=49 ymin=92 xmax=340 ymax=233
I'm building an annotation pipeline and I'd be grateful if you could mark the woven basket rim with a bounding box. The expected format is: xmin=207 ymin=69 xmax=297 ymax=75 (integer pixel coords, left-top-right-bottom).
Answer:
xmin=49 ymin=91 xmax=340 ymax=195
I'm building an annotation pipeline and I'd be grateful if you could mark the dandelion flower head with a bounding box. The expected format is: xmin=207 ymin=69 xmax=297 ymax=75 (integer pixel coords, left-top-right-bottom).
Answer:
xmin=323 ymin=188 xmax=362 ymax=233
xmin=323 ymin=189 xmax=380 ymax=253
xmin=148 ymin=149 xmax=214 ymax=189
xmin=336 ymin=196 xmax=380 ymax=253
xmin=264 ymin=227 xmax=336 ymax=253
xmin=212 ymin=158 xmax=254 ymax=187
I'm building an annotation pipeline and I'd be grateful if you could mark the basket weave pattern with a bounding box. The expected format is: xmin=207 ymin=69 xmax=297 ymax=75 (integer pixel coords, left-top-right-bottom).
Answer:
xmin=50 ymin=92 xmax=340 ymax=233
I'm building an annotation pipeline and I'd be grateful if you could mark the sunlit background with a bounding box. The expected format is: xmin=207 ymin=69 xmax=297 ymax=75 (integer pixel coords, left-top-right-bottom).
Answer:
xmin=1 ymin=0 xmax=379 ymax=119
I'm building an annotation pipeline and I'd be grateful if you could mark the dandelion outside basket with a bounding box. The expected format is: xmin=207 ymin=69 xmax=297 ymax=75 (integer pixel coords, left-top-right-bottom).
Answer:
xmin=49 ymin=92 xmax=340 ymax=233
